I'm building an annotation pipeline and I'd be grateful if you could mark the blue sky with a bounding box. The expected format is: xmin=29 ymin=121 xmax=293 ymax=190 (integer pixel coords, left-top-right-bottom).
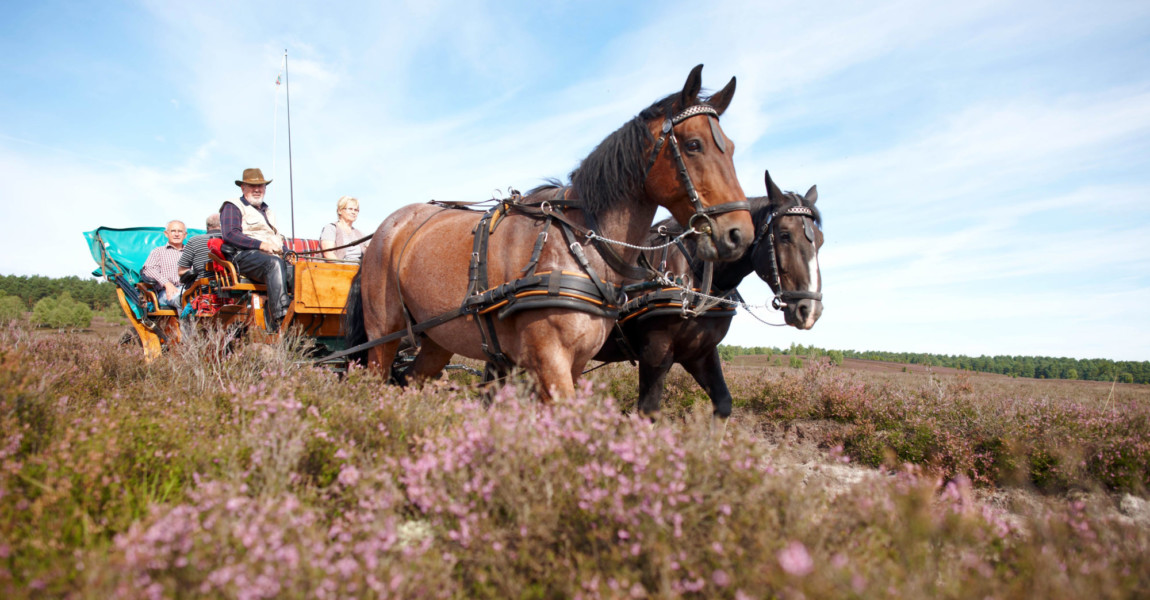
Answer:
xmin=2 ymin=0 xmax=1148 ymax=360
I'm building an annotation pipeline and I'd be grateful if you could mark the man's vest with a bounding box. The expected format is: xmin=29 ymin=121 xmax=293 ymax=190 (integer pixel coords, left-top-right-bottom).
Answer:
xmin=222 ymin=197 xmax=284 ymax=247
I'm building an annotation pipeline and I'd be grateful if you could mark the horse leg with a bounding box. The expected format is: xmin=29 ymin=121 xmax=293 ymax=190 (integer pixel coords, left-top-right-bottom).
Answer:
xmin=637 ymin=354 xmax=675 ymax=421
xmin=534 ymin=359 xmax=576 ymax=401
xmin=683 ymin=349 xmax=732 ymax=443
xmin=519 ymin=342 xmax=576 ymax=401
xmin=368 ymin=341 xmax=402 ymax=379
xmin=408 ymin=337 xmax=453 ymax=384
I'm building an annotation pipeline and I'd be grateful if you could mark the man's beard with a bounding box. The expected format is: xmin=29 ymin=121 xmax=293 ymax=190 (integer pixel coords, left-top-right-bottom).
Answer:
xmin=246 ymin=195 xmax=263 ymax=207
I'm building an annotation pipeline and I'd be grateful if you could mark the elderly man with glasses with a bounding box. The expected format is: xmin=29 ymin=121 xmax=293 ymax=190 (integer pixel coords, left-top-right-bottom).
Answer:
xmin=141 ymin=220 xmax=187 ymax=310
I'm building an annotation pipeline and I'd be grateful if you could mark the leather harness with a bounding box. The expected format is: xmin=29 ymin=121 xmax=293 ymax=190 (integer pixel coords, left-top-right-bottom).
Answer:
xmin=319 ymin=103 xmax=751 ymax=367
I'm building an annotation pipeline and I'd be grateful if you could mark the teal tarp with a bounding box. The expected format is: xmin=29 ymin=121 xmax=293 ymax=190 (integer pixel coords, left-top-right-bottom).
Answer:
xmin=83 ymin=226 xmax=207 ymax=285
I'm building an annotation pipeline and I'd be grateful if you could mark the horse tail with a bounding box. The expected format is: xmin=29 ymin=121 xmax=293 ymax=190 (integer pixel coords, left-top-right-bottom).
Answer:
xmin=343 ymin=267 xmax=368 ymax=365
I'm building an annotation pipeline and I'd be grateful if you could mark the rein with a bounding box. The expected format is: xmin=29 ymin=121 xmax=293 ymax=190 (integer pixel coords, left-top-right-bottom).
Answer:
xmin=288 ymin=233 xmax=373 ymax=257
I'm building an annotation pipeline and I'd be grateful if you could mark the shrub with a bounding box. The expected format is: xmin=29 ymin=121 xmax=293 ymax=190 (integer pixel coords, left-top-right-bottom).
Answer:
xmin=0 ymin=293 xmax=24 ymax=325
xmin=3 ymin=329 xmax=1150 ymax=597
xmin=31 ymin=292 xmax=92 ymax=329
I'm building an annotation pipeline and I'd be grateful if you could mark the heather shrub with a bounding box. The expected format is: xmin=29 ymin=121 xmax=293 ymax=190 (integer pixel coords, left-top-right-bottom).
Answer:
xmin=2 ymin=328 xmax=1149 ymax=598
xmin=103 ymin=477 xmax=453 ymax=599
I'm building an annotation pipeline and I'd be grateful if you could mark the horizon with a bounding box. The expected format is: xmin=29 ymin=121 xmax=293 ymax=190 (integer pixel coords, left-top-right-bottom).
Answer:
xmin=1 ymin=0 xmax=1147 ymax=362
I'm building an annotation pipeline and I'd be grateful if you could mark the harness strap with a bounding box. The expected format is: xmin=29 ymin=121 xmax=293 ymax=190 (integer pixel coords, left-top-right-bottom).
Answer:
xmin=558 ymin=222 xmax=623 ymax=311
xmin=317 ymin=306 xmax=470 ymax=364
xmin=579 ymin=208 xmax=659 ymax=281
xmin=521 ymin=215 xmax=552 ymax=277
xmin=514 ymin=193 xmax=657 ymax=281
xmin=468 ymin=207 xmax=512 ymax=371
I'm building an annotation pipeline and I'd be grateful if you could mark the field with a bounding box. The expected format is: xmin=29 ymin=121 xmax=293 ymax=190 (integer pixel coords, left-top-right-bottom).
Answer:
xmin=2 ymin=323 xmax=1148 ymax=598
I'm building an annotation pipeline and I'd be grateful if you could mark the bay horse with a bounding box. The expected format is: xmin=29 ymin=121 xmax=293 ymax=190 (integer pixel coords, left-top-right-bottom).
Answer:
xmin=347 ymin=65 xmax=755 ymax=399
xmin=593 ymin=170 xmax=823 ymax=420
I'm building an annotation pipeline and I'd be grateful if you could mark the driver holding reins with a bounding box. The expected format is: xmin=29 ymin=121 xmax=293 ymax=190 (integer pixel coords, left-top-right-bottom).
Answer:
xmin=220 ymin=168 xmax=293 ymax=333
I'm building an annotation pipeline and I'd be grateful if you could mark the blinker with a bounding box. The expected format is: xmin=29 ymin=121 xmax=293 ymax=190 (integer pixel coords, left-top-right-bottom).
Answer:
xmin=803 ymin=219 xmax=815 ymax=242
xmin=709 ymin=116 xmax=726 ymax=154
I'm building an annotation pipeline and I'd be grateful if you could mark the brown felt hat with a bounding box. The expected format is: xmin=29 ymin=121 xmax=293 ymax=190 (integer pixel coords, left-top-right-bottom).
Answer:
xmin=235 ymin=168 xmax=272 ymax=187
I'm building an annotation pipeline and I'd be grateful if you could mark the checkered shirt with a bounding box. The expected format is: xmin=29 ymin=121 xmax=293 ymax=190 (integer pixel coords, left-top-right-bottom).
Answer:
xmin=142 ymin=243 xmax=183 ymax=286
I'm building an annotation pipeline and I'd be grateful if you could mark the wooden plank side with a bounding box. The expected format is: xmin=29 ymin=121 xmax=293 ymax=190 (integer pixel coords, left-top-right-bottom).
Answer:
xmin=292 ymin=261 xmax=358 ymax=314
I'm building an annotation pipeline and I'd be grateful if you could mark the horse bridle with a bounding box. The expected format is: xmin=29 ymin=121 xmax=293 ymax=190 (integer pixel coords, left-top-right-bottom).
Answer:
xmin=754 ymin=198 xmax=823 ymax=310
xmin=644 ymin=104 xmax=750 ymax=235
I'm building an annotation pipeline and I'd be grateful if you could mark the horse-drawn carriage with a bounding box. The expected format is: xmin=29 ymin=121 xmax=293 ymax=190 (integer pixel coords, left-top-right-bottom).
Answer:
xmin=84 ymin=65 xmax=824 ymax=421
xmin=84 ymin=226 xmax=358 ymax=362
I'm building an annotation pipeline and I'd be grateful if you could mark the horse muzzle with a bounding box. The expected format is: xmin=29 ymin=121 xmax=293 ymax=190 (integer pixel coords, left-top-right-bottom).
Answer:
xmin=784 ymin=298 xmax=823 ymax=330
xmin=692 ymin=213 xmax=753 ymax=261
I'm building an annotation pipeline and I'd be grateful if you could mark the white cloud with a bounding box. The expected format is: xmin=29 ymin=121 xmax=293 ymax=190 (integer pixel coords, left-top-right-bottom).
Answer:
xmin=3 ymin=0 xmax=1148 ymax=361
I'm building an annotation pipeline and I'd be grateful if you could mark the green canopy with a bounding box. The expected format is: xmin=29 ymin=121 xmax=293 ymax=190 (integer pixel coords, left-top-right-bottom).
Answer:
xmin=84 ymin=226 xmax=206 ymax=285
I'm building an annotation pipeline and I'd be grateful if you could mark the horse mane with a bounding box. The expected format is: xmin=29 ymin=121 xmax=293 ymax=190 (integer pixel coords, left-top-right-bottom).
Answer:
xmin=523 ymin=92 xmax=711 ymax=217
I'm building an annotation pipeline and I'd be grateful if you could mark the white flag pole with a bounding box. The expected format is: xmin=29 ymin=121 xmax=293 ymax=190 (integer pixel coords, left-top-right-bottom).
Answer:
xmin=272 ymin=52 xmax=285 ymax=203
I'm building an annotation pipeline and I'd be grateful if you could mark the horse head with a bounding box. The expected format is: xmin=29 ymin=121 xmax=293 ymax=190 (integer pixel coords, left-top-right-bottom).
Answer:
xmin=640 ymin=65 xmax=753 ymax=262
xmin=752 ymin=170 xmax=823 ymax=330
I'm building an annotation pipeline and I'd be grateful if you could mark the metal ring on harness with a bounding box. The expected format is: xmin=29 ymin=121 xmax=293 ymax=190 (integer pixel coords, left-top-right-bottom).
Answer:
xmin=688 ymin=212 xmax=716 ymax=236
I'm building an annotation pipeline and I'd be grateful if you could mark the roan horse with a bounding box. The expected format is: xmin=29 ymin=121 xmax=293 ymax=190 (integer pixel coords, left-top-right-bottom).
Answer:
xmin=594 ymin=170 xmax=823 ymax=419
xmin=346 ymin=65 xmax=755 ymax=399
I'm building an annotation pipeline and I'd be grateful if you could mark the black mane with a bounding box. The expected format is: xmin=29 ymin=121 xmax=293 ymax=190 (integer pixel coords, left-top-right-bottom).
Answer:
xmin=525 ymin=92 xmax=711 ymax=217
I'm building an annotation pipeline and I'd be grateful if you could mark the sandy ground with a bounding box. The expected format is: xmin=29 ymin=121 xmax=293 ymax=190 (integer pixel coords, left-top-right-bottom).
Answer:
xmin=756 ymin=417 xmax=1150 ymax=532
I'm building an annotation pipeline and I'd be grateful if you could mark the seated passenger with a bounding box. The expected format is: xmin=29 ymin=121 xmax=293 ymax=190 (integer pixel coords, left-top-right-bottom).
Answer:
xmin=320 ymin=195 xmax=369 ymax=262
xmin=141 ymin=220 xmax=187 ymax=310
xmin=219 ymin=168 xmax=293 ymax=333
xmin=178 ymin=212 xmax=222 ymax=284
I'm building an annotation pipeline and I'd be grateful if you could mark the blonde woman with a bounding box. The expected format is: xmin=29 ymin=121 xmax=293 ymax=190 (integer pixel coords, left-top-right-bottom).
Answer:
xmin=320 ymin=196 xmax=368 ymax=261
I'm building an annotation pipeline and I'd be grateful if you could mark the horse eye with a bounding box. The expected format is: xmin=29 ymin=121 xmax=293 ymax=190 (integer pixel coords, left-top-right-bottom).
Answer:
xmin=685 ymin=139 xmax=702 ymax=153
xmin=778 ymin=232 xmax=792 ymax=242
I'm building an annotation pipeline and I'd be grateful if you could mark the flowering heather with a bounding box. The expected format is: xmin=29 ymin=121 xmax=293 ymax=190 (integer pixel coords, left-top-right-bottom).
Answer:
xmin=0 ymin=328 xmax=1148 ymax=597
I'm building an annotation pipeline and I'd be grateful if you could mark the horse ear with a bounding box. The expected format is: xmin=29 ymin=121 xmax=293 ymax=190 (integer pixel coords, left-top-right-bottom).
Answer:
xmin=765 ymin=170 xmax=784 ymax=203
xmin=804 ymin=185 xmax=818 ymax=205
xmin=707 ymin=77 xmax=737 ymax=115
xmin=680 ymin=64 xmax=704 ymax=107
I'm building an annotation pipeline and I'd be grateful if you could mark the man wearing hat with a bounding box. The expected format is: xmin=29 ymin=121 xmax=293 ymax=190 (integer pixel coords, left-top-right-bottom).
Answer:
xmin=220 ymin=168 xmax=293 ymax=333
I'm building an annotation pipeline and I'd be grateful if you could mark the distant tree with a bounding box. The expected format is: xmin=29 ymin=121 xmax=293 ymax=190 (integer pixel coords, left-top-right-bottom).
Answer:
xmin=788 ymin=355 xmax=803 ymax=369
xmin=32 ymin=292 xmax=92 ymax=329
xmin=0 ymin=292 xmax=25 ymax=325
xmin=0 ymin=274 xmax=116 ymax=311
xmin=827 ymin=350 xmax=844 ymax=366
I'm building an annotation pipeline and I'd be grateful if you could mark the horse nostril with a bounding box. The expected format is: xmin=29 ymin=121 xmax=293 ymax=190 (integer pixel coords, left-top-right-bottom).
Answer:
xmin=797 ymin=302 xmax=810 ymax=320
xmin=727 ymin=227 xmax=742 ymax=249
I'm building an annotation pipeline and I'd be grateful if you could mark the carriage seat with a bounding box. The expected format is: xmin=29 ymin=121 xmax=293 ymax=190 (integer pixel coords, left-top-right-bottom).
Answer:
xmin=205 ymin=237 xmax=322 ymax=292
xmin=133 ymin=279 xmax=178 ymax=317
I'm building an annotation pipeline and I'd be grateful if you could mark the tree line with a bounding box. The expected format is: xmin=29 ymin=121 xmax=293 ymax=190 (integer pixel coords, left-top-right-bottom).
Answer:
xmin=0 ymin=274 xmax=117 ymax=329
xmin=719 ymin=344 xmax=1149 ymax=384
xmin=0 ymin=274 xmax=117 ymax=311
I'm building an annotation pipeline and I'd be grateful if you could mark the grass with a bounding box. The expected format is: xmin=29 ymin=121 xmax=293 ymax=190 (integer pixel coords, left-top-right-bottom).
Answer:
xmin=1 ymin=326 xmax=1148 ymax=598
